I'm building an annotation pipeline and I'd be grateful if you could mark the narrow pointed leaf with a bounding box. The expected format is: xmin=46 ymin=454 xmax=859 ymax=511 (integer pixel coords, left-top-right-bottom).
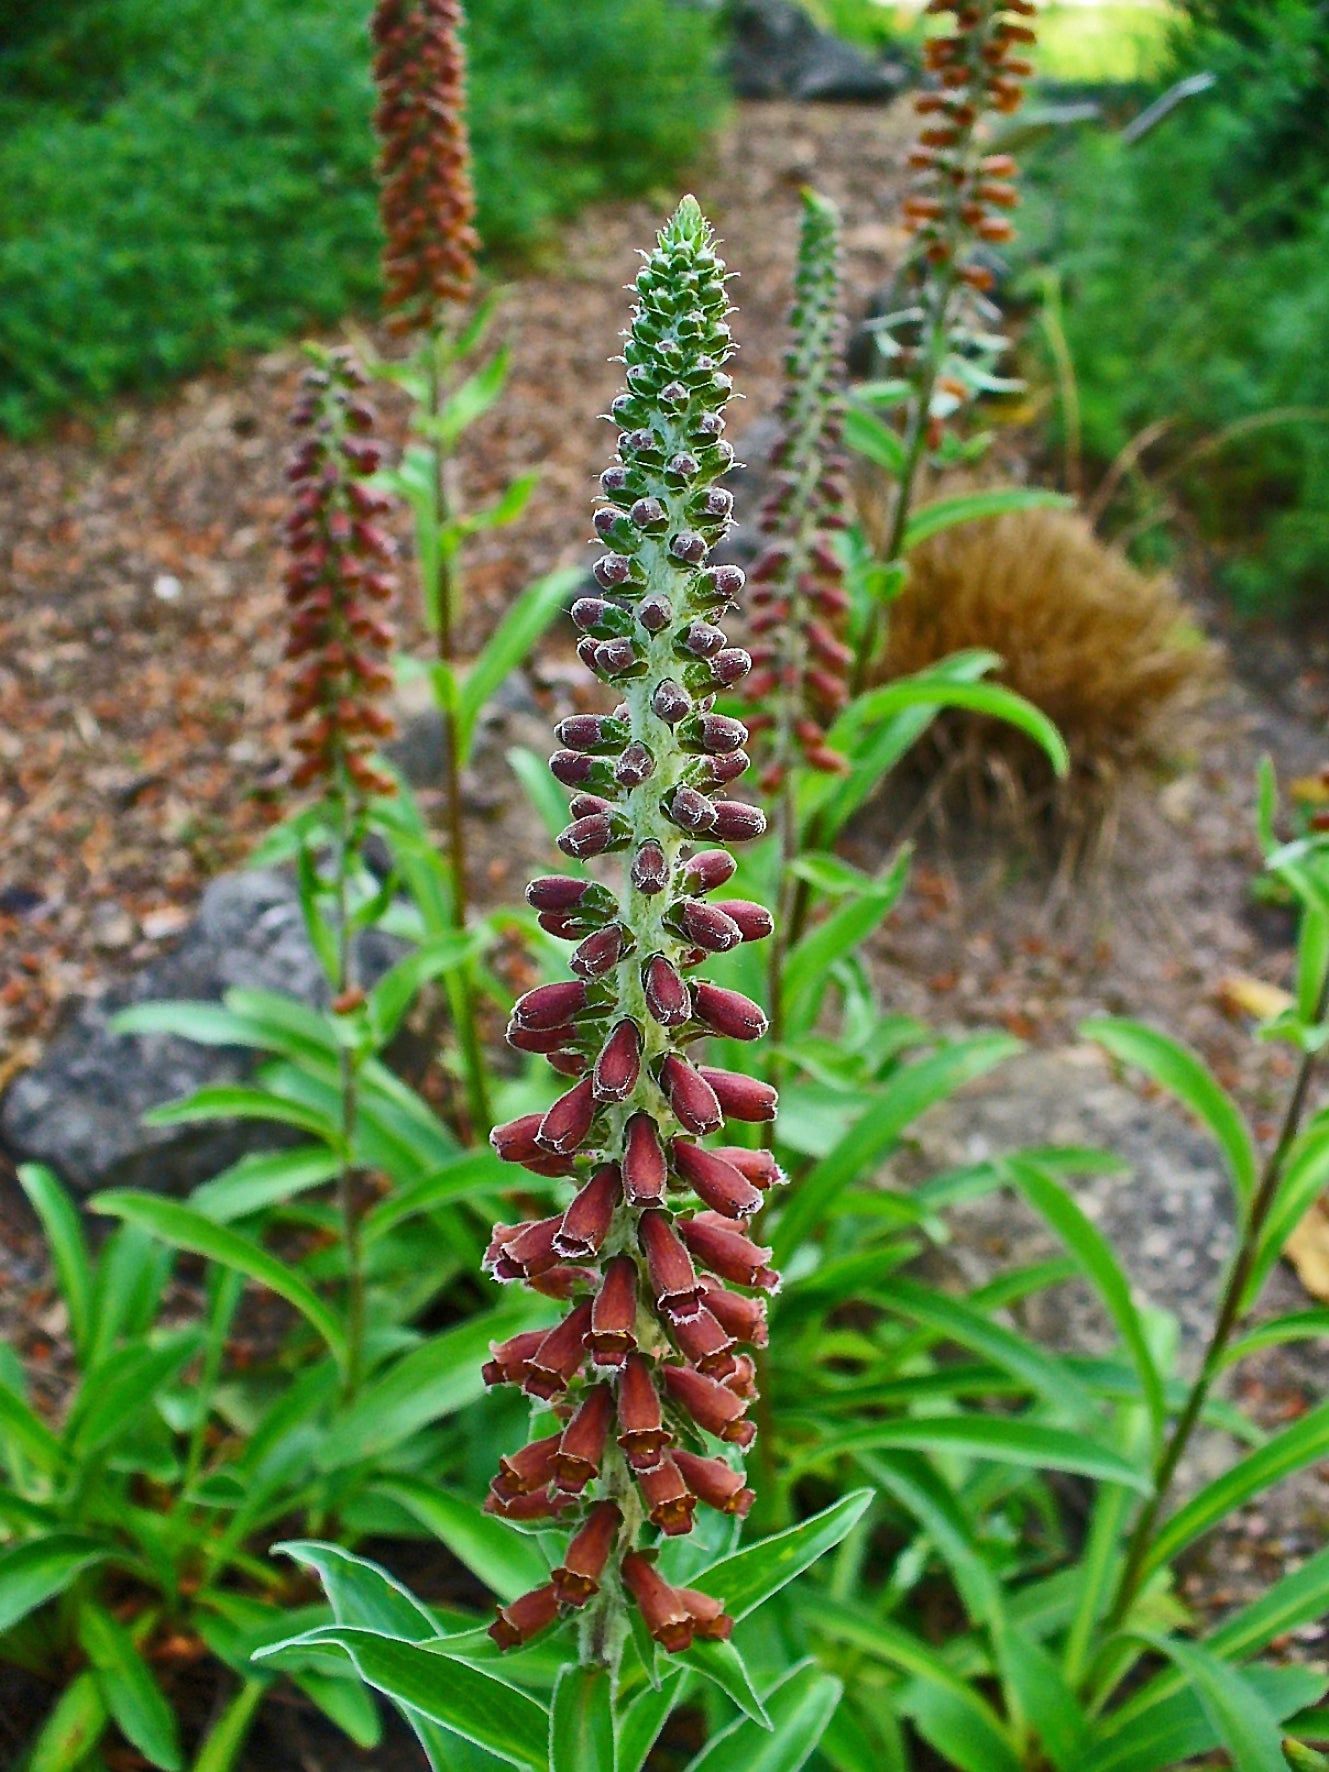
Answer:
xmin=458 ymin=568 xmax=582 ymax=755
xmin=842 ymin=405 xmax=905 ymax=474
xmin=260 ymin=1626 xmax=547 ymax=1769
xmin=18 ymin=1166 xmax=93 ymax=1362
xmin=1084 ymin=1019 xmax=1258 ymax=1212
xmin=690 ymin=1490 xmax=873 ymax=1621
xmin=1003 ymin=1156 xmax=1165 ymax=1443
xmin=681 ymin=1637 xmax=770 ymax=1728
xmin=1143 ymin=1399 xmax=1329 ymax=1579
xmin=190 ymin=1147 xmax=341 ymax=1223
xmin=791 ymin=1416 xmax=1149 ymax=1490
xmin=375 ymin=1479 xmax=548 ymax=1602
xmin=0 ymin=1535 xmax=110 ymax=1633
xmin=903 ymin=488 xmax=1071 ymax=551
xmin=835 ymin=679 xmax=1068 ymax=778
xmin=1132 ymin=1634 xmax=1289 ymax=1772
xmin=91 ymin=1193 xmax=348 ymax=1371
xmin=550 ymin=1665 xmax=616 ymax=1772
xmin=619 ymin=1671 xmax=686 ymax=1772
xmin=26 ymin=1670 xmax=109 ymax=1772
xmin=79 ymin=1603 xmax=182 ymax=1770
xmin=684 ymin=1661 xmax=842 ymax=1772
xmin=191 ymin=1677 xmax=268 ymax=1772
xmin=0 ymin=1373 xmax=65 ymax=1473
xmin=804 ymin=1599 xmax=1021 ymax=1772
xmin=317 ymin=1299 xmax=540 ymax=1468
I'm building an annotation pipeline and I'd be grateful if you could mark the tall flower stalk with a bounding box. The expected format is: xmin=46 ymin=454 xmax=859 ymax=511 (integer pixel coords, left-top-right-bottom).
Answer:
xmin=853 ymin=0 xmax=1037 ymax=693
xmin=283 ymin=345 xmax=398 ymax=1400
xmin=371 ymin=0 xmax=491 ymax=1138
xmin=482 ymin=197 xmax=782 ymax=1668
xmin=744 ymin=190 xmax=854 ymax=1050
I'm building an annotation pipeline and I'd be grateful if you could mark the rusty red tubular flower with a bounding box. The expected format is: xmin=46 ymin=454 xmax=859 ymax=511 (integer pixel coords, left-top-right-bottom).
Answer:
xmin=746 ymin=190 xmax=853 ymax=789
xmin=481 ymin=197 xmax=782 ymax=1664
xmin=284 ymin=348 xmax=398 ymax=802
xmin=371 ymin=0 xmax=480 ymax=335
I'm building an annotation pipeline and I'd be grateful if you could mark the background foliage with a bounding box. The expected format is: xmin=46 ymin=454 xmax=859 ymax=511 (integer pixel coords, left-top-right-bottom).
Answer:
xmin=1017 ymin=0 xmax=1329 ymax=611
xmin=0 ymin=0 xmax=722 ymax=436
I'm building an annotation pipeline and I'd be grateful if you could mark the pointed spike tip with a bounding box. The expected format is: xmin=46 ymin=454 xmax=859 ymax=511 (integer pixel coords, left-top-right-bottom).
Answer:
xmin=666 ymin=193 xmax=710 ymax=251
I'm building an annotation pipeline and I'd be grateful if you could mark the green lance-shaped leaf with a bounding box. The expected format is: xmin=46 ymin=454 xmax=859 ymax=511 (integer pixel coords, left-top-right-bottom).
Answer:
xmin=773 ymin=1034 xmax=1021 ymax=1261
xmin=18 ymin=1166 xmax=93 ymax=1364
xmin=902 ymin=487 xmax=1072 ymax=552
xmin=681 ymin=1637 xmax=771 ymax=1728
xmin=192 ymin=1679 xmax=269 ymax=1772
xmin=1130 ymin=1633 xmax=1292 ymax=1772
xmin=834 ymin=675 xmax=1069 ymax=778
xmin=1085 ymin=1017 xmax=1259 ymax=1214
xmin=688 ymin=1490 xmax=873 ymax=1621
xmin=803 ymin=1598 xmax=1022 ymax=1772
xmin=91 ymin=1192 xmax=348 ymax=1371
xmin=789 ymin=1416 xmax=1149 ymax=1490
xmin=25 ymin=1670 xmax=109 ymax=1772
xmin=550 ymin=1665 xmax=617 ymax=1772
xmin=78 ymin=1602 xmax=182 ymax=1771
xmin=1003 ymin=1155 xmax=1166 ymax=1444
xmin=457 ymin=566 xmax=582 ymax=757
xmin=843 ymin=402 xmax=906 ymax=475
xmin=317 ymin=1297 xmax=541 ymax=1468
xmin=374 ymin=1479 xmax=548 ymax=1602
xmin=684 ymin=1660 xmax=843 ymax=1772
xmin=259 ymin=1626 xmax=548 ymax=1769
xmin=0 ymin=1535 xmax=111 ymax=1634
xmin=273 ymin=1540 xmax=484 ymax=1769
xmin=0 ymin=1369 xmax=66 ymax=1475
xmin=1139 ymin=1397 xmax=1329 ymax=1581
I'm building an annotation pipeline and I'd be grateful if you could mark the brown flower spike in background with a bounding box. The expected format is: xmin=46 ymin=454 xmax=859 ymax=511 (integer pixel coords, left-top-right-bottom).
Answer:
xmin=896 ymin=0 xmax=1041 ymax=450
xmin=371 ymin=0 xmax=480 ymax=334
xmin=283 ymin=348 xmax=397 ymax=802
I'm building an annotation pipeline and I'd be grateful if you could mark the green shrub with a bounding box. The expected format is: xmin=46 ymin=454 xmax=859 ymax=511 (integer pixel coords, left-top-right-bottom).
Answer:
xmin=1017 ymin=0 xmax=1329 ymax=612
xmin=0 ymin=0 xmax=723 ymax=435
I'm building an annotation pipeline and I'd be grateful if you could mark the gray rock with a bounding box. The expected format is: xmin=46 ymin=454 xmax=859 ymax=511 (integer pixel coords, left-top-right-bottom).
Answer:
xmin=903 ymin=1045 xmax=1234 ymax=1360
xmin=1 ymin=870 xmax=402 ymax=1198
xmin=726 ymin=0 xmax=907 ymax=103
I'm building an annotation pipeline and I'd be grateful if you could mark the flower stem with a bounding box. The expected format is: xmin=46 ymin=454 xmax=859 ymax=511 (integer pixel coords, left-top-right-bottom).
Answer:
xmin=426 ymin=328 xmax=492 ymax=1141
xmin=850 ymin=269 xmax=956 ymax=702
xmin=1105 ymin=975 xmax=1329 ymax=1632
xmin=335 ymin=795 xmax=367 ymax=1405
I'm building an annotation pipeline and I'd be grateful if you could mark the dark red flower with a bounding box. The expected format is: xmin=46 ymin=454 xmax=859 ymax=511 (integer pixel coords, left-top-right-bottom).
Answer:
xmin=489 ymin=1582 xmax=560 ymax=1649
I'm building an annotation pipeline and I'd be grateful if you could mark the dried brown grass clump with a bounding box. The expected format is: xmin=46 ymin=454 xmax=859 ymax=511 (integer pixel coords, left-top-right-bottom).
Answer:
xmin=879 ymin=501 xmax=1216 ymax=838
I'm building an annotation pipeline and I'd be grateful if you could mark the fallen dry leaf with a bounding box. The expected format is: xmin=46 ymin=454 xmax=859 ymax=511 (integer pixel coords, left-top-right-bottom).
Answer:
xmin=1216 ymin=975 xmax=1294 ymax=1022
xmin=1287 ymin=1199 xmax=1329 ymax=1303
xmin=1288 ymin=772 xmax=1329 ymax=807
